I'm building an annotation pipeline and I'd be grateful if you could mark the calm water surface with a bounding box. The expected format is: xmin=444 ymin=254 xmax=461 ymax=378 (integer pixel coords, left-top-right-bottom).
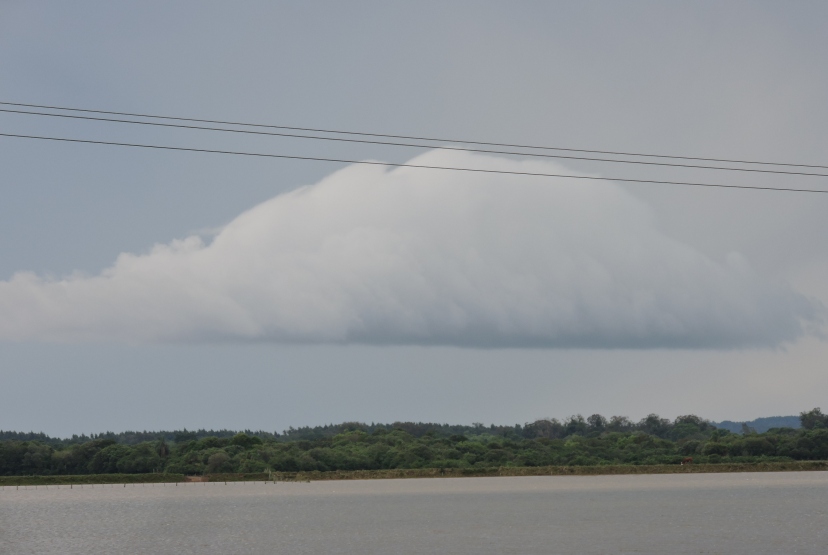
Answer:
xmin=2 ymin=472 xmax=826 ymax=554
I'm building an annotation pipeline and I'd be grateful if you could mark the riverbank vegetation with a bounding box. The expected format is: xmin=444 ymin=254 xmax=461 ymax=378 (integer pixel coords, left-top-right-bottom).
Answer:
xmin=2 ymin=409 xmax=826 ymax=477
xmin=3 ymin=461 xmax=828 ymax=487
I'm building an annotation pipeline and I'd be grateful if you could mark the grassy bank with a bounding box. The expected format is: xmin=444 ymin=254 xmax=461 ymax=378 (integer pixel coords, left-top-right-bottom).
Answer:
xmin=272 ymin=460 xmax=828 ymax=482
xmin=0 ymin=473 xmax=185 ymax=487
xmin=3 ymin=461 xmax=826 ymax=487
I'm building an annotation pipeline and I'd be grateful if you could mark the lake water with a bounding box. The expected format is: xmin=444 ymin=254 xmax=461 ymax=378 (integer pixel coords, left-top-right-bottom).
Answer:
xmin=2 ymin=472 xmax=826 ymax=554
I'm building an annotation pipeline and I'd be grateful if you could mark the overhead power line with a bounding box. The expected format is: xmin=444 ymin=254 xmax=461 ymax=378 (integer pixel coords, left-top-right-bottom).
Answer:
xmin=1 ymin=100 xmax=825 ymax=170
xmin=2 ymin=107 xmax=827 ymax=179
xmin=2 ymin=131 xmax=827 ymax=194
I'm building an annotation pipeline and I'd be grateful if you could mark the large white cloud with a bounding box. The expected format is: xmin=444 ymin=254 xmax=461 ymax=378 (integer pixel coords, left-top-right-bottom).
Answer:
xmin=0 ymin=151 xmax=821 ymax=347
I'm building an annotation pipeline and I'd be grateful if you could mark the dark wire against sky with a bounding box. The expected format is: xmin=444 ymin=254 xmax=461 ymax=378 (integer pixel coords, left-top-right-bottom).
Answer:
xmin=2 ymin=131 xmax=828 ymax=195
xmin=2 ymin=107 xmax=828 ymax=178
xmin=1 ymin=100 xmax=827 ymax=195
xmin=2 ymin=100 xmax=827 ymax=169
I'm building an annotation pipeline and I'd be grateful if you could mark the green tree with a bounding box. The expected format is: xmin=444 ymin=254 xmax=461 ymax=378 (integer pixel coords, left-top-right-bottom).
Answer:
xmin=523 ymin=419 xmax=565 ymax=440
xmin=587 ymin=414 xmax=607 ymax=433
xmin=564 ymin=415 xmax=588 ymax=436
xmin=702 ymin=442 xmax=729 ymax=457
xmin=638 ymin=414 xmax=671 ymax=438
xmin=800 ymin=408 xmax=827 ymax=430
xmin=88 ymin=444 xmax=132 ymax=474
xmin=231 ymin=433 xmax=263 ymax=449
xmin=206 ymin=451 xmax=232 ymax=473
xmin=742 ymin=437 xmax=776 ymax=457
xmin=116 ymin=443 xmax=162 ymax=473
xmin=606 ymin=416 xmax=633 ymax=433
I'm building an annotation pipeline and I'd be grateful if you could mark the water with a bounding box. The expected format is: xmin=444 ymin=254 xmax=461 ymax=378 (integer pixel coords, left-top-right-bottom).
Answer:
xmin=2 ymin=472 xmax=826 ymax=554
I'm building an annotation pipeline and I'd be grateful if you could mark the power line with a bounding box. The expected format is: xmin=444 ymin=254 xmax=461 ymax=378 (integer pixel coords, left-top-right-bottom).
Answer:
xmin=3 ymin=107 xmax=828 ymax=179
xmin=2 ymin=131 xmax=827 ymax=195
xmin=1 ymin=100 xmax=825 ymax=170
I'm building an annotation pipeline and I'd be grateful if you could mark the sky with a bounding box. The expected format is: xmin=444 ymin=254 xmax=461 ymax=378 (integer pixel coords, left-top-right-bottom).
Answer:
xmin=1 ymin=1 xmax=827 ymax=437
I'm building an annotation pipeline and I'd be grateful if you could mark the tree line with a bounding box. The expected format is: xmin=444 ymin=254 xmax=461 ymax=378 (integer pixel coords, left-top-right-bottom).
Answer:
xmin=1 ymin=409 xmax=826 ymax=476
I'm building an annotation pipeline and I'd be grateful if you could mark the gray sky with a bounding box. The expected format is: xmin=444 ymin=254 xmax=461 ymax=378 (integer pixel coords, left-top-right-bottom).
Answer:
xmin=1 ymin=1 xmax=827 ymax=437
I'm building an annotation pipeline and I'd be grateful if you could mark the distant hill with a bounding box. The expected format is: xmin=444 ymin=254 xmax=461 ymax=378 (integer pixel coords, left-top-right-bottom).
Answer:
xmin=713 ymin=416 xmax=801 ymax=434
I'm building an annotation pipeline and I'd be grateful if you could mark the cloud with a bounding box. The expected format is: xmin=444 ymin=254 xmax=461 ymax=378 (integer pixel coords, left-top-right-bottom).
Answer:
xmin=0 ymin=151 xmax=821 ymax=348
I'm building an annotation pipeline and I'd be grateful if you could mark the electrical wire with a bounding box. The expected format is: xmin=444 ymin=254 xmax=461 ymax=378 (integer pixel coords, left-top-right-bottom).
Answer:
xmin=2 ymin=131 xmax=827 ymax=194
xmin=2 ymin=107 xmax=827 ymax=178
xmin=1 ymin=100 xmax=825 ymax=170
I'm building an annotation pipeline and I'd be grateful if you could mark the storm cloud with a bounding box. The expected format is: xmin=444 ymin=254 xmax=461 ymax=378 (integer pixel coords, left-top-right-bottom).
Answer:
xmin=0 ymin=151 xmax=820 ymax=348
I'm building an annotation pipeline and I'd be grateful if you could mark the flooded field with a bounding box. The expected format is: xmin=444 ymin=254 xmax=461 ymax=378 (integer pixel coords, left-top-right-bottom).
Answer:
xmin=2 ymin=472 xmax=826 ymax=554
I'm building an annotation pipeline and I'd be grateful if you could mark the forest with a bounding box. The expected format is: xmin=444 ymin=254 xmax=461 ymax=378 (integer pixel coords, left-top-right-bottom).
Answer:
xmin=1 ymin=409 xmax=826 ymax=476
